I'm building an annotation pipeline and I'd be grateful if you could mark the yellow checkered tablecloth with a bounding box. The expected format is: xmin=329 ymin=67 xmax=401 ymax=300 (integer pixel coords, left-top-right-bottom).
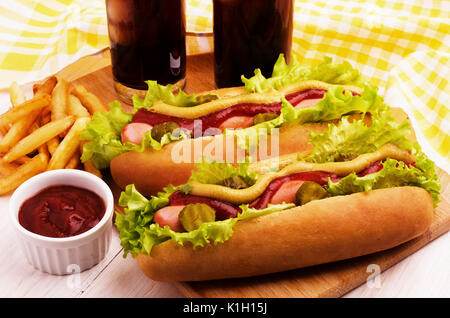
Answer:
xmin=0 ymin=0 xmax=448 ymax=172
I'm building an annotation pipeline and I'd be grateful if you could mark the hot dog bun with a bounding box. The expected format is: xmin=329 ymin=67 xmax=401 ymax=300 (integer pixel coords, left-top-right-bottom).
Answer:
xmin=111 ymin=121 xmax=336 ymax=196
xmin=136 ymin=186 xmax=433 ymax=282
xmin=110 ymin=90 xmax=409 ymax=197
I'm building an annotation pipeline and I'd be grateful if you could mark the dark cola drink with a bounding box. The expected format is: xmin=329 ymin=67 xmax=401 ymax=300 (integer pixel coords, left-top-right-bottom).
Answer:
xmin=106 ymin=0 xmax=186 ymax=102
xmin=213 ymin=0 xmax=294 ymax=88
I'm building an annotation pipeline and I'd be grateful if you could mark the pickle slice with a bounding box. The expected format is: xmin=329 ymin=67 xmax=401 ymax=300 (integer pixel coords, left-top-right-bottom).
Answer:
xmin=295 ymin=181 xmax=329 ymax=206
xmin=253 ymin=112 xmax=279 ymax=125
xmin=151 ymin=121 xmax=180 ymax=142
xmin=178 ymin=203 xmax=216 ymax=232
xmin=216 ymin=175 xmax=249 ymax=189
xmin=195 ymin=93 xmax=219 ymax=105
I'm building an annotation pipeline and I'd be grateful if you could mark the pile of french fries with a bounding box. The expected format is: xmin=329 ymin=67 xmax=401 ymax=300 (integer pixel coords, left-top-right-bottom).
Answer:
xmin=0 ymin=76 xmax=106 ymax=195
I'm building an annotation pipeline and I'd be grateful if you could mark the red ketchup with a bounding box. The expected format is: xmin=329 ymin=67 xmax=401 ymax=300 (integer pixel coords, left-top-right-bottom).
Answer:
xmin=131 ymin=88 xmax=328 ymax=134
xmin=249 ymin=171 xmax=340 ymax=209
xmin=168 ymin=191 xmax=241 ymax=220
xmin=284 ymin=88 xmax=328 ymax=106
xmin=18 ymin=185 xmax=106 ymax=238
xmin=357 ymin=161 xmax=384 ymax=176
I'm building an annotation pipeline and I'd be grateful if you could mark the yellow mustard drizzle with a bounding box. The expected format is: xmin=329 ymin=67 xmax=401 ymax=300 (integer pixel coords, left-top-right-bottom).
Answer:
xmin=189 ymin=143 xmax=414 ymax=204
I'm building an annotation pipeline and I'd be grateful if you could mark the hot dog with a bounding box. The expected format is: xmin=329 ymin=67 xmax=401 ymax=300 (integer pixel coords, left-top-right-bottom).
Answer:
xmin=109 ymin=99 xmax=411 ymax=196
xmin=115 ymin=142 xmax=441 ymax=282
xmin=109 ymin=117 xmax=349 ymax=196
xmin=108 ymin=82 xmax=390 ymax=194
xmin=81 ymin=56 xmax=385 ymax=195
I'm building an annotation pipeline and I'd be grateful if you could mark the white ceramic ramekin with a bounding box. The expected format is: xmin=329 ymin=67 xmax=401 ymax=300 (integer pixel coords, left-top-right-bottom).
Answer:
xmin=10 ymin=169 xmax=114 ymax=275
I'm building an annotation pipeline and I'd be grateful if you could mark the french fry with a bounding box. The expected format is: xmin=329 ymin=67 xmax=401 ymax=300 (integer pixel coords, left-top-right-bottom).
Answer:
xmin=28 ymin=121 xmax=40 ymax=133
xmin=27 ymin=122 xmax=51 ymax=163
xmin=9 ymin=82 xmax=26 ymax=107
xmin=0 ymin=81 xmax=27 ymax=135
xmin=71 ymin=84 xmax=108 ymax=114
xmin=0 ymin=117 xmax=10 ymax=137
xmin=37 ymin=111 xmax=61 ymax=155
xmin=34 ymin=76 xmax=57 ymax=119
xmin=0 ymin=82 xmax=23 ymax=135
xmin=34 ymin=113 xmax=59 ymax=156
xmin=0 ymin=109 xmax=42 ymax=153
xmin=65 ymin=150 xmax=81 ymax=169
xmin=0 ymin=74 xmax=102 ymax=195
xmin=0 ymin=126 xmax=9 ymax=138
xmin=0 ymin=92 xmax=48 ymax=142
xmin=68 ymin=94 xmax=90 ymax=117
xmin=0 ymin=74 xmax=103 ymax=196
xmin=0 ymin=153 xmax=47 ymax=195
xmin=46 ymin=137 xmax=60 ymax=156
xmin=83 ymin=159 xmax=102 ymax=179
xmin=3 ymin=116 xmax=75 ymax=163
xmin=32 ymin=83 xmax=42 ymax=95
xmin=39 ymin=112 xmax=51 ymax=125
xmin=36 ymin=76 xmax=57 ymax=97
xmin=0 ymin=159 xmax=19 ymax=177
xmin=50 ymin=78 xmax=69 ymax=121
xmin=47 ymin=117 xmax=90 ymax=170
xmin=0 ymin=95 xmax=50 ymax=128
xmin=14 ymin=156 xmax=32 ymax=165
xmin=38 ymin=140 xmax=50 ymax=163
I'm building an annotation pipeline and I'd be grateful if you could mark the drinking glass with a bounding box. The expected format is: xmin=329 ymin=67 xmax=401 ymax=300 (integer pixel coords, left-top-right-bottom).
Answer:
xmin=213 ymin=0 xmax=294 ymax=88
xmin=106 ymin=0 xmax=187 ymax=103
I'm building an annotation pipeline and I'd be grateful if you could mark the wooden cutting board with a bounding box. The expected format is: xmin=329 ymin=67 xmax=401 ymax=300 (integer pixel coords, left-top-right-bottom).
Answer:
xmin=73 ymin=53 xmax=450 ymax=298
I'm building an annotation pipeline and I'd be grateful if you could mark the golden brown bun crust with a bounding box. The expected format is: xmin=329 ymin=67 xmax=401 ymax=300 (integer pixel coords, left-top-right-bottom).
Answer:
xmin=136 ymin=186 xmax=434 ymax=282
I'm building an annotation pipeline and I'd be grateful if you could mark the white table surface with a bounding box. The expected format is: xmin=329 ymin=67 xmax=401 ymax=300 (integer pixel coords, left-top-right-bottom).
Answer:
xmin=0 ymin=82 xmax=449 ymax=299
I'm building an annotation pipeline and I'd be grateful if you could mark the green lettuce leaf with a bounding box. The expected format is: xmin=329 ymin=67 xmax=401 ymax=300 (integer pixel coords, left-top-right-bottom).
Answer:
xmin=80 ymin=101 xmax=132 ymax=169
xmin=132 ymin=80 xmax=218 ymax=110
xmin=225 ymin=84 xmax=386 ymax=153
xmin=80 ymin=101 xmax=187 ymax=169
xmin=304 ymin=110 xmax=413 ymax=163
xmin=282 ymin=84 xmax=385 ymax=125
xmin=242 ymin=54 xmax=365 ymax=93
xmin=115 ymin=184 xmax=294 ymax=257
xmin=188 ymin=158 xmax=258 ymax=186
xmin=326 ymin=152 xmax=441 ymax=206
xmin=115 ymin=184 xmax=191 ymax=257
